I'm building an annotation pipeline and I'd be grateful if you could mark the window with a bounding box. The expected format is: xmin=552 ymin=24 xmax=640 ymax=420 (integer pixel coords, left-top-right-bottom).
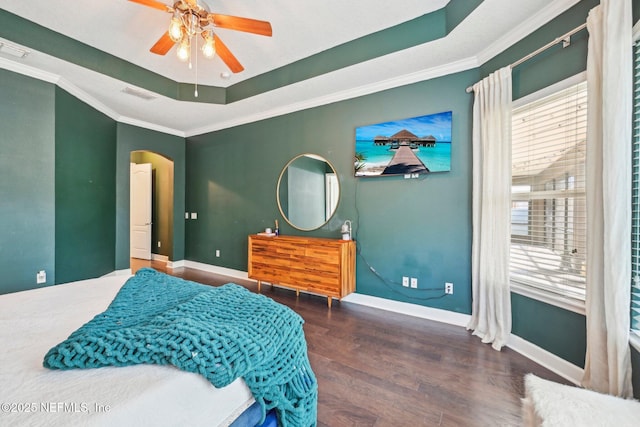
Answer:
xmin=510 ymin=80 xmax=588 ymax=306
xmin=631 ymin=40 xmax=640 ymax=331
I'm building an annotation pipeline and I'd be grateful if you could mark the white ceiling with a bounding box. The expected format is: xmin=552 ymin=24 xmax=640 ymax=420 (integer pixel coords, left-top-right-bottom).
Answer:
xmin=0 ymin=0 xmax=580 ymax=137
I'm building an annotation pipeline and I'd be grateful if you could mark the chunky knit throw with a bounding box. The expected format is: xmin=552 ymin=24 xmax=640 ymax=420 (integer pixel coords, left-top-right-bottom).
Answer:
xmin=43 ymin=268 xmax=317 ymax=427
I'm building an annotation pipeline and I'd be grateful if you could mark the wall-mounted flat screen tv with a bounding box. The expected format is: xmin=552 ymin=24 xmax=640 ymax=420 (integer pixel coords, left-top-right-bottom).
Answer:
xmin=354 ymin=111 xmax=452 ymax=177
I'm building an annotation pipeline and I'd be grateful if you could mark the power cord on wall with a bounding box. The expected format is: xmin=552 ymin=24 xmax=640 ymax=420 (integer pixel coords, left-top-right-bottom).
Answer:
xmin=352 ymin=178 xmax=448 ymax=301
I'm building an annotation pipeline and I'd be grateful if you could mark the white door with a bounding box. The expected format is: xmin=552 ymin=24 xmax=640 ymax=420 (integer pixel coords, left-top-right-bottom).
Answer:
xmin=130 ymin=163 xmax=152 ymax=260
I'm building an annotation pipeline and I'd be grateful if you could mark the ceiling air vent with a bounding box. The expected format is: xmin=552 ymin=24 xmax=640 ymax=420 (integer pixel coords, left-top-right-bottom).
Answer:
xmin=0 ymin=41 xmax=29 ymax=59
xmin=121 ymin=86 xmax=157 ymax=101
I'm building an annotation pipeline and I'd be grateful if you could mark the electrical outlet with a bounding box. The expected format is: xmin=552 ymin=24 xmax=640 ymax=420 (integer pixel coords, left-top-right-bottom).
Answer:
xmin=37 ymin=270 xmax=46 ymax=284
xmin=402 ymin=276 xmax=409 ymax=287
xmin=410 ymin=277 xmax=418 ymax=288
xmin=445 ymin=282 xmax=454 ymax=294
xmin=185 ymin=212 xmax=189 ymax=219
xmin=215 ymin=249 xmax=220 ymax=257
xmin=158 ymin=241 xmax=161 ymax=248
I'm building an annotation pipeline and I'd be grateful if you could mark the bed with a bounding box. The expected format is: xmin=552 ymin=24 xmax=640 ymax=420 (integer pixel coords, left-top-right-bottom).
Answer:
xmin=0 ymin=268 xmax=317 ymax=427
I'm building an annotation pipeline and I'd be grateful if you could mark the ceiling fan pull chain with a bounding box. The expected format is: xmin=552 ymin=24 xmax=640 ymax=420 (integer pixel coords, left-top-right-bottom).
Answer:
xmin=194 ymin=35 xmax=199 ymax=98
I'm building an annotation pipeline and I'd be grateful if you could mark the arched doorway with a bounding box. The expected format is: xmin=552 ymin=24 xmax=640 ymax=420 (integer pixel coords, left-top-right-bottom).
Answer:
xmin=130 ymin=151 xmax=175 ymax=272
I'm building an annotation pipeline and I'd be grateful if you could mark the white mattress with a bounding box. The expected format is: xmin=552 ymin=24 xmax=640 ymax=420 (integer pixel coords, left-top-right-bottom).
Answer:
xmin=0 ymin=275 xmax=255 ymax=427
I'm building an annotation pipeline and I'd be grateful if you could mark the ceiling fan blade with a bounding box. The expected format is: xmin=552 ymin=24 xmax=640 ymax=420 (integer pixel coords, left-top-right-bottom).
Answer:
xmin=214 ymin=35 xmax=244 ymax=73
xmin=209 ymin=14 xmax=273 ymax=37
xmin=150 ymin=32 xmax=175 ymax=55
xmin=128 ymin=0 xmax=171 ymax=12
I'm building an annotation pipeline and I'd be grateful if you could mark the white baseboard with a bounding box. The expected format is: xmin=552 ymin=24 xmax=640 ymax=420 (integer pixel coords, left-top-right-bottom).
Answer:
xmin=167 ymin=259 xmax=185 ymax=269
xmin=507 ymin=334 xmax=583 ymax=385
xmin=177 ymin=259 xmax=584 ymax=383
xmin=152 ymin=254 xmax=169 ymax=263
xmin=341 ymin=292 xmax=471 ymax=327
xmin=182 ymin=260 xmax=249 ymax=281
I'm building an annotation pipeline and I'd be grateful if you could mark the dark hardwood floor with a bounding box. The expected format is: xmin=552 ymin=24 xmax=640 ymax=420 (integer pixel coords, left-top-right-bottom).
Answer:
xmin=131 ymin=259 xmax=568 ymax=426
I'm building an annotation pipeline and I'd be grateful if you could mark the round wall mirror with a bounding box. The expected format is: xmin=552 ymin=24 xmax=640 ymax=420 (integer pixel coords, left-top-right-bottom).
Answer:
xmin=277 ymin=154 xmax=340 ymax=231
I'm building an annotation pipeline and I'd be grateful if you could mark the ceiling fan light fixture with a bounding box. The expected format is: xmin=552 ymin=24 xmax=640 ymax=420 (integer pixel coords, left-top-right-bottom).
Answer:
xmin=176 ymin=37 xmax=190 ymax=62
xmin=131 ymin=0 xmax=272 ymax=74
xmin=201 ymin=30 xmax=215 ymax=58
xmin=185 ymin=13 xmax=199 ymax=36
xmin=168 ymin=15 xmax=183 ymax=42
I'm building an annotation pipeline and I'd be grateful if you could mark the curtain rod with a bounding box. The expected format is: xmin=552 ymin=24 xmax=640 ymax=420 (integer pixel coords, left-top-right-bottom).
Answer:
xmin=465 ymin=22 xmax=587 ymax=93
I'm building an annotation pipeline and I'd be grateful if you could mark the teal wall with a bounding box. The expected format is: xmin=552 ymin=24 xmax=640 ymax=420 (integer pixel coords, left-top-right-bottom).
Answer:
xmin=186 ymin=68 xmax=477 ymax=314
xmin=116 ymin=124 xmax=185 ymax=269
xmin=0 ymin=69 xmax=186 ymax=289
xmin=481 ymin=0 xmax=595 ymax=101
xmin=0 ymin=1 xmax=481 ymax=106
xmin=632 ymin=345 xmax=640 ymax=399
xmin=512 ymin=294 xmax=587 ymax=367
xmin=0 ymin=69 xmax=55 ymax=293
xmin=185 ymin=0 xmax=609 ymax=367
xmin=0 ymin=71 xmax=118 ymax=292
xmin=55 ymin=88 xmax=116 ymax=283
xmin=1 ymin=0 xmax=638 ymax=391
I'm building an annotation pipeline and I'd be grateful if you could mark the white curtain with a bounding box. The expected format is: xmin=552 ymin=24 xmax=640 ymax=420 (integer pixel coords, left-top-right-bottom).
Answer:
xmin=467 ymin=66 xmax=512 ymax=351
xmin=582 ymin=0 xmax=633 ymax=398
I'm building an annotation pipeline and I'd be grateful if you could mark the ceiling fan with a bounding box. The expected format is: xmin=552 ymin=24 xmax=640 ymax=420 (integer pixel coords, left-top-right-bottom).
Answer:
xmin=129 ymin=0 xmax=272 ymax=74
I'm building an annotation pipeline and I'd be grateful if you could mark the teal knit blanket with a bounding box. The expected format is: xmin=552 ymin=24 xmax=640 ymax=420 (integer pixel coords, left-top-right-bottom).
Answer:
xmin=44 ymin=268 xmax=317 ymax=427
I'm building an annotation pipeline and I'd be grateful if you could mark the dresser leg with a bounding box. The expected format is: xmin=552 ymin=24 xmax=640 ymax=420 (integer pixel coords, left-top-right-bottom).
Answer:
xmin=257 ymin=280 xmax=261 ymax=293
xmin=296 ymin=290 xmax=300 ymax=297
xmin=327 ymin=297 xmax=332 ymax=308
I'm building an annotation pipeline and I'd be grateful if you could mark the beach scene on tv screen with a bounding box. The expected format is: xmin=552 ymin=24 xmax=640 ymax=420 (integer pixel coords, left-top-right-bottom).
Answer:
xmin=354 ymin=111 xmax=452 ymax=176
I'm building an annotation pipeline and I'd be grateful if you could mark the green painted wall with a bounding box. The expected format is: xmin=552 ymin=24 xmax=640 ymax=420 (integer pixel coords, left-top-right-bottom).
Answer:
xmin=511 ymin=293 xmax=586 ymax=367
xmin=185 ymin=0 xmax=615 ymax=368
xmin=227 ymin=3 xmax=474 ymax=103
xmin=1 ymin=0 xmax=637 ymax=385
xmin=0 ymin=70 xmax=55 ymax=293
xmin=131 ymin=151 xmax=174 ymax=258
xmin=116 ymin=124 xmax=185 ymax=269
xmin=632 ymin=345 xmax=640 ymax=399
xmin=480 ymin=0 xmax=596 ymax=101
xmin=186 ymin=68 xmax=477 ymax=314
xmin=0 ymin=0 xmax=481 ymax=106
xmin=55 ymin=88 xmax=116 ymax=284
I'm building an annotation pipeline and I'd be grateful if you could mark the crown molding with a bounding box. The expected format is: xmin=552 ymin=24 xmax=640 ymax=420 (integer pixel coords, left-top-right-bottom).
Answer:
xmin=186 ymin=56 xmax=479 ymax=137
xmin=0 ymin=56 xmax=185 ymax=137
xmin=118 ymin=116 xmax=185 ymax=138
xmin=1 ymin=49 xmax=476 ymax=139
xmin=56 ymin=77 xmax=120 ymax=121
xmin=1 ymin=0 xmax=587 ymax=139
xmin=0 ymin=55 xmax=60 ymax=84
xmin=0 ymin=57 xmax=119 ymax=121
xmin=476 ymin=0 xmax=582 ymax=66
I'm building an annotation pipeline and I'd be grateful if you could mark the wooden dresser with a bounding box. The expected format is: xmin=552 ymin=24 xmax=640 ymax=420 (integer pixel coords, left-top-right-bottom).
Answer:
xmin=248 ymin=234 xmax=356 ymax=307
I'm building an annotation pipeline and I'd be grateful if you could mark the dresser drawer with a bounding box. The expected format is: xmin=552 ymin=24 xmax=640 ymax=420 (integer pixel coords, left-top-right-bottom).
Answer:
xmin=249 ymin=263 xmax=290 ymax=284
xmin=248 ymin=234 xmax=355 ymax=307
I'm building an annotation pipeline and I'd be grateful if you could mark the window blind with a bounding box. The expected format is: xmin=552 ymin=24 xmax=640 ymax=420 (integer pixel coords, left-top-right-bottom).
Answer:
xmin=510 ymin=81 xmax=587 ymax=301
xmin=631 ymin=41 xmax=640 ymax=331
